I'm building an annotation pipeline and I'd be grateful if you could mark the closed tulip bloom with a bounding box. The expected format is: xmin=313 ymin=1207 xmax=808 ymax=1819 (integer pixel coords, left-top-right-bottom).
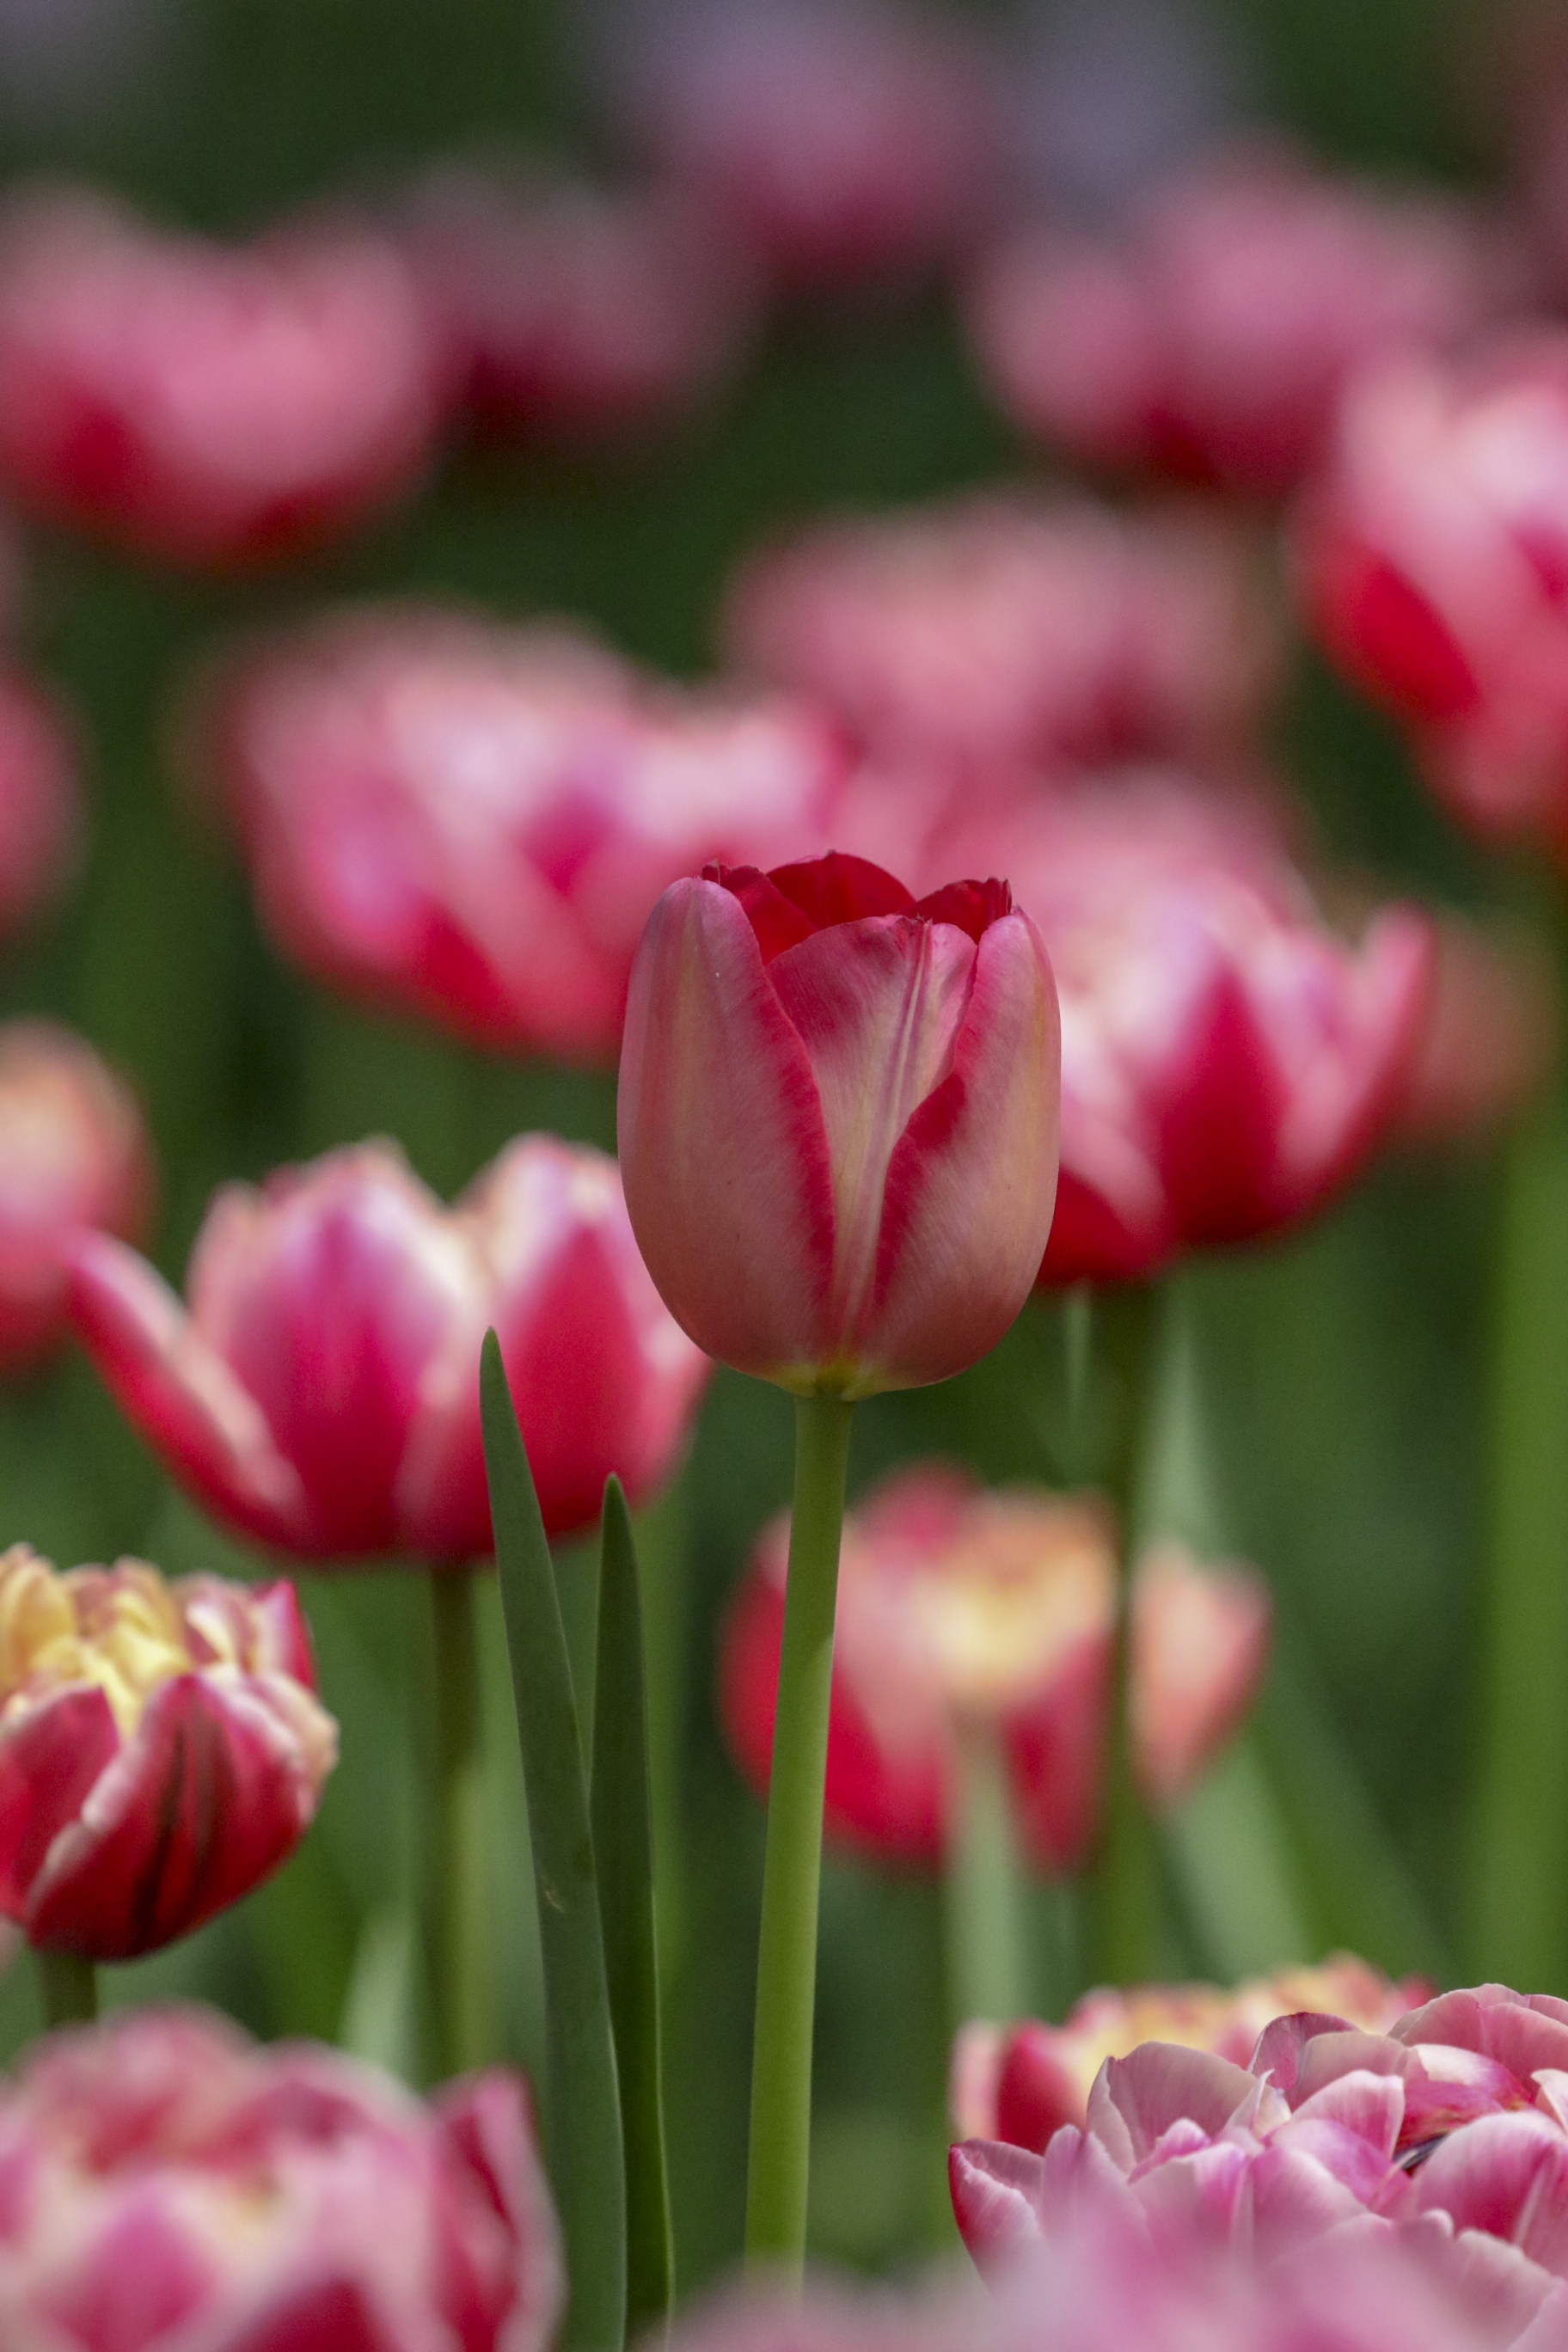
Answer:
xmin=0 ymin=2005 xmax=560 ymax=2350
xmin=67 ymin=1134 xmax=708 ymax=1559
xmin=619 ymin=854 xmax=1059 ymax=1395
xmin=194 ymin=603 xmax=850 ymax=1062
xmin=0 ymin=1547 xmax=335 ymax=1959
xmin=0 ymin=1021 xmax=152 ymax=1373
xmin=0 ymin=184 xmax=441 ymax=569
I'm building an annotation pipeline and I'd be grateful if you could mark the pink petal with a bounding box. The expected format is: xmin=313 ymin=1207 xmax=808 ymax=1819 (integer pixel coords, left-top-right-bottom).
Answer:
xmin=948 ymin=2138 xmax=1049 ymax=2272
xmin=1412 ymin=2111 xmax=1568 ymax=2275
xmin=0 ymin=1685 xmax=119 ymax=1921
xmin=1088 ymin=2044 xmax=1260 ymax=2167
xmin=34 ymin=2185 xmax=218 ymax=2352
xmin=434 ymin=2072 xmax=563 ymax=2352
xmin=205 ymin=2279 xmax=393 ymax=2352
xmin=1250 ymin=2011 xmax=1360 ymax=2104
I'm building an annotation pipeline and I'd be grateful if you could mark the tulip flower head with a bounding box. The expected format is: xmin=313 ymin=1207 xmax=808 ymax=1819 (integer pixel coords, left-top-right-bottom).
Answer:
xmin=720 ymin=1466 xmax=1271 ymax=1869
xmin=0 ymin=2006 xmax=561 ymax=2350
xmin=0 ymin=1547 xmax=335 ymax=1959
xmin=619 ymin=854 xmax=1060 ymax=1397
xmin=68 ymin=1133 xmax=708 ymax=1559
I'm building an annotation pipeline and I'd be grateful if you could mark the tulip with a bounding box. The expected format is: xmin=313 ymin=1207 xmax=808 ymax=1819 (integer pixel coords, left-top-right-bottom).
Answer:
xmin=0 ymin=1547 xmax=334 ymax=2000
xmin=0 ymin=183 xmax=441 ymax=569
xmin=192 ymin=602 xmax=852 ymax=1063
xmin=1390 ymin=913 xmax=1559 ymax=1150
xmin=0 ymin=667 xmax=82 ymax=941
xmin=0 ymin=2005 xmax=561 ymax=2352
xmin=720 ymin=493 xmax=1283 ymax=784
xmin=966 ymin=140 xmax=1516 ymax=494
xmin=0 ymin=1020 xmax=152 ymax=1373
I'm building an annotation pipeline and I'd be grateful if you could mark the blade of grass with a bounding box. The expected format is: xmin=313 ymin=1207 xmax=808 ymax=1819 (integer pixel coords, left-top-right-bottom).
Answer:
xmin=592 ymin=1478 xmax=675 ymax=2337
xmin=481 ymin=1332 xmax=626 ymax=2352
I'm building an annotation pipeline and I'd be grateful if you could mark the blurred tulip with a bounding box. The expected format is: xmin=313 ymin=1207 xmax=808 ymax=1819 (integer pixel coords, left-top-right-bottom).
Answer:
xmin=0 ymin=1547 xmax=334 ymax=1958
xmin=607 ymin=0 xmax=1000 ymax=292
xmin=720 ymin=1466 xmax=1271 ymax=1869
xmin=1391 ymin=911 xmax=1559 ymax=1148
xmin=950 ymin=1954 xmax=1425 ymax=2150
xmin=0 ymin=666 xmax=83 ymax=937
xmin=193 ymin=603 xmax=851 ymax=1063
xmin=0 ymin=2004 xmax=560 ymax=2349
xmin=934 ymin=773 xmax=1435 ymax=1283
xmin=720 ymin=493 xmax=1284 ymax=782
xmin=967 ymin=142 xmax=1517 ymax=494
xmin=68 ymin=1133 xmax=709 ymax=1558
xmin=1297 ymin=335 xmax=1568 ymax=860
xmin=0 ymin=1020 xmax=152 ymax=1372
xmin=619 ymin=854 xmax=1059 ymax=1396
xmin=400 ymin=163 xmax=757 ymax=444
xmin=0 ymin=183 xmax=441 ymax=569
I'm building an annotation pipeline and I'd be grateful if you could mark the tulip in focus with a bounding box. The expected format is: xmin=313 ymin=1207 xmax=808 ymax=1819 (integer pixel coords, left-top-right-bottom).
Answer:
xmin=0 ymin=1547 xmax=335 ymax=1958
xmin=68 ymin=1133 xmax=708 ymax=1558
xmin=967 ymin=142 xmax=1517 ymax=495
xmin=194 ymin=603 xmax=851 ymax=1062
xmin=720 ymin=493 xmax=1283 ymax=784
xmin=0 ymin=184 xmax=442 ymax=568
xmin=0 ymin=1022 xmax=150 ymax=1375
xmin=0 ymin=2005 xmax=560 ymax=2349
xmin=618 ymin=854 xmax=1060 ymax=1396
xmin=720 ymin=1466 xmax=1271 ymax=1868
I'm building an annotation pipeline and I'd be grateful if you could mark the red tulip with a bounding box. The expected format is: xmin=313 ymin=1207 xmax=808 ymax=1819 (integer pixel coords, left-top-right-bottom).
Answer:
xmin=0 ymin=667 xmax=82 ymax=938
xmin=1298 ymin=335 xmax=1568 ymax=861
xmin=67 ymin=1134 xmax=708 ymax=1558
xmin=719 ymin=1466 xmax=1271 ymax=1869
xmin=0 ymin=1547 xmax=334 ymax=1959
xmin=0 ymin=184 xmax=441 ymax=569
xmin=618 ymin=854 xmax=1059 ymax=1395
xmin=193 ymin=603 xmax=851 ymax=1062
xmin=401 ymin=165 xmax=757 ymax=444
xmin=935 ymin=774 xmax=1435 ymax=1283
xmin=967 ymin=142 xmax=1516 ymax=494
xmin=720 ymin=493 xmax=1283 ymax=782
xmin=0 ymin=1020 xmax=153 ymax=1373
xmin=0 ymin=2006 xmax=560 ymax=2350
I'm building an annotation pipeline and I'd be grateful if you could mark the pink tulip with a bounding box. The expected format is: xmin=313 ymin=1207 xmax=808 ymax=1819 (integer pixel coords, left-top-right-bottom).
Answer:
xmin=720 ymin=493 xmax=1283 ymax=785
xmin=0 ymin=183 xmax=442 ymax=569
xmin=0 ymin=1547 xmax=335 ymax=1958
xmin=935 ymin=773 xmax=1435 ymax=1283
xmin=720 ymin=1466 xmax=1270 ymax=1868
xmin=0 ymin=1020 xmax=152 ymax=1373
xmin=0 ymin=667 xmax=82 ymax=940
xmin=0 ymin=2005 xmax=560 ymax=2350
xmin=618 ymin=854 xmax=1060 ymax=1395
xmin=67 ymin=1133 xmax=709 ymax=1558
xmin=967 ymin=141 xmax=1518 ymax=494
xmin=1390 ymin=913 xmax=1558 ymax=1149
xmin=193 ymin=603 xmax=851 ymax=1063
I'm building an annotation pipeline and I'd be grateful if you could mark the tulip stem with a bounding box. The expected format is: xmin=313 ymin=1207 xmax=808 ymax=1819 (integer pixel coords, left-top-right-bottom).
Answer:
xmin=429 ymin=1565 xmax=493 ymax=2081
xmin=37 ymin=1948 xmax=97 ymax=2029
xmin=943 ymin=1718 xmax=1029 ymax=2029
xmin=744 ymin=1390 xmax=854 ymax=2283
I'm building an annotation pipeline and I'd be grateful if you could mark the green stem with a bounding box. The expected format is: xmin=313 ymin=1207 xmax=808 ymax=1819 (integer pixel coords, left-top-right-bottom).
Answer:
xmin=744 ymin=1391 xmax=854 ymax=2282
xmin=37 ymin=1948 xmax=97 ymax=2028
xmin=943 ymin=1718 xmax=1028 ymax=2028
xmin=429 ymin=1565 xmax=493 ymax=2080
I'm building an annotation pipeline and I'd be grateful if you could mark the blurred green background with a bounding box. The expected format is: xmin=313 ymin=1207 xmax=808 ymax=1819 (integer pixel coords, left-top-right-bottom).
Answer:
xmin=0 ymin=0 xmax=1514 ymax=2291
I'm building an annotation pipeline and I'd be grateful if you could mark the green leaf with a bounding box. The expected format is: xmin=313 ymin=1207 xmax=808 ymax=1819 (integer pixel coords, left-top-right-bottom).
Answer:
xmin=480 ymin=1332 xmax=626 ymax=2352
xmin=591 ymin=1478 xmax=675 ymax=2337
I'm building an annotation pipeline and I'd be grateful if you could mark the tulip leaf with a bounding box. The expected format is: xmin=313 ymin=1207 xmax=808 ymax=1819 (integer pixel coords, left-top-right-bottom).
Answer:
xmin=591 ymin=1478 xmax=674 ymax=2337
xmin=480 ymin=1331 xmax=626 ymax=2352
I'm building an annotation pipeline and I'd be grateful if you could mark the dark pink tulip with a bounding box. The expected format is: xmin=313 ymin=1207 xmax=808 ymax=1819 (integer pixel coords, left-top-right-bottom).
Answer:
xmin=618 ymin=854 xmax=1060 ymax=1395
xmin=401 ymin=165 xmax=757 ymax=444
xmin=0 ymin=1547 xmax=334 ymax=1959
xmin=0 ymin=1020 xmax=153 ymax=1373
xmin=613 ymin=0 xmax=999 ymax=292
xmin=936 ymin=774 xmax=1434 ymax=1283
xmin=720 ymin=493 xmax=1284 ymax=782
xmin=0 ymin=184 xmax=441 ymax=570
xmin=0 ymin=2006 xmax=560 ymax=2349
xmin=967 ymin=142 xmax=1517 ymax=495
xmin=67 ymin=1134 xmax=709 ymax=1558
xmin=196 ymin=603 xmax=851 ymax=1063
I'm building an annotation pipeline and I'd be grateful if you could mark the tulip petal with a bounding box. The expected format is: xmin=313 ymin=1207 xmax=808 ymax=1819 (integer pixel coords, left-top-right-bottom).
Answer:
xmin=0 ymin=1684 xmax=118 ymax=1923
xmin=618 ymin=876 xmax=836 ymax=1384
xmin=948 ymin=2138 xmax=1049 ymax=2271
xmin=1089 ymin=2044 xmax=1260 ymax=2165
xmin=66 ymin=1233 xmax=312 ymax=1550
xmin=436 ymin=2073 xmax=564 ymax=2352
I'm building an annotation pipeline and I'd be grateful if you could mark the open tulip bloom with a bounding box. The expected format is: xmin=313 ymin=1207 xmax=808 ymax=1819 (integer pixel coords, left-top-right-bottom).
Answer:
xmin=618 ymin=849 xmax=1060 ymax=2275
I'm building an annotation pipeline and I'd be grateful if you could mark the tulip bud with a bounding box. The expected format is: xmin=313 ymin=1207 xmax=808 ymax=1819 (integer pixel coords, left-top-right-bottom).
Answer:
xmin=619 ymin=854 xmax=1060 ymax=1397
xmin=0 ymin=1547 xmax=335 ymax=1959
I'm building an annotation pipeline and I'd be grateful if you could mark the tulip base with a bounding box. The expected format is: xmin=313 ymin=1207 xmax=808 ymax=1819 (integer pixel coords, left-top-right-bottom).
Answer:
xmin=428 ymin=1565 xmax=493 ymax=2081
xmin=37 ymin=1948 xmax=97 ymax=2029
xmin=744 ymin=1390 xmax=854 ymax=2282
